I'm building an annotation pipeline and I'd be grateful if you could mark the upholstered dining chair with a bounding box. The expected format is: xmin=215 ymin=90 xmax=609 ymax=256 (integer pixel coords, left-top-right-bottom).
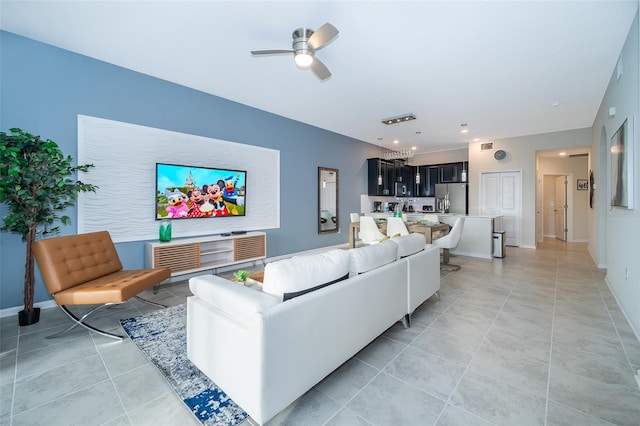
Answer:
xmin=433 ymin=217 xmax=465 ymax=271
xmin=33 ymin=230 xmax=171 ymax=340
xmin=359 ymin=216 xmax=386 ymax=245
xmin=386 ymin=217 xmax=410 ymax=237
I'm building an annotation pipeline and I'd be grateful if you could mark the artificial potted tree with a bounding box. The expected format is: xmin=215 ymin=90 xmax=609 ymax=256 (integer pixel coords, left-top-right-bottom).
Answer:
xmin=0 ymin=128 xmax=98 ymax=326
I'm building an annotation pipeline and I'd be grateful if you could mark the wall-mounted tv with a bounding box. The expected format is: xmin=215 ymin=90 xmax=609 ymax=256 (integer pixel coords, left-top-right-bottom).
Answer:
xmin=156 ymin=163 xmax=246 ymax=220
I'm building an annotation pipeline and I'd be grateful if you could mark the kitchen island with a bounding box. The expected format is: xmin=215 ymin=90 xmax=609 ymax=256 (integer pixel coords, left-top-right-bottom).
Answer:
xmin=363 ymin=213 xmax=501 ymax=259
xmin=437 ymin=214 xmax=501 ymax=259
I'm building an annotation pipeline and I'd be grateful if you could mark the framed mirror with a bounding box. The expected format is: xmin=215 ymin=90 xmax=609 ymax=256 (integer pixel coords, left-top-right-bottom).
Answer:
xmin=318 ymin=167 xmax=339 ymax=233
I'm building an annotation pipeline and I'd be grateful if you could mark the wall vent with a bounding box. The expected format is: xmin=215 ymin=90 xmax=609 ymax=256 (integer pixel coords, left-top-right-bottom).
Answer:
xmin=480 ymin=142 xmax=494 ymax=151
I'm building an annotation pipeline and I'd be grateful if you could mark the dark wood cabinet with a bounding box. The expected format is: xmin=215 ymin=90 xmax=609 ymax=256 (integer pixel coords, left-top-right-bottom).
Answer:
xmin=369 ymin=159 xmax=467 ymax=196
xmin=367 ymin=158 xmax=394 ymax=195
xmin=417 ymin=166 xmax=439 ymax=196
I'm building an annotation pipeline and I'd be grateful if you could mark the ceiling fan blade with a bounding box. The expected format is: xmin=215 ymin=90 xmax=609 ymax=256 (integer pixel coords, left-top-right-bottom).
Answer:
xmin=307 ymin=23 xmax=339 ymax=51
xmin=251 ymin=49 xmax=293 ymax=55
xmin=310 ymin=57 xmax=331 ymax=80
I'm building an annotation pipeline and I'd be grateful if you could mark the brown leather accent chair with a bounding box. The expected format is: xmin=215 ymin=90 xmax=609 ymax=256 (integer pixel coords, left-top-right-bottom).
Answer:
xmin=33 ymin=231 xmax=171 ymax=340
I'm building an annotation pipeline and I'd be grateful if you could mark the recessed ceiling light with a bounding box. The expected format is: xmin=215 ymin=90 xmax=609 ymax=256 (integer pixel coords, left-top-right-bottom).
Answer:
xmin=559 ymin=152 xmax=567 ymax=156
xmin=411 ymin=146 xmax=417 ymax=150
xmin=460 ymin=123 xmax=469 ymax=134
xmin=393 ymin=139 xmax=399 ymax=144
xmin=473 ymin=138 xmax=480 ymax=142
xmin=552 ymin=101 xmax=561 ymax=107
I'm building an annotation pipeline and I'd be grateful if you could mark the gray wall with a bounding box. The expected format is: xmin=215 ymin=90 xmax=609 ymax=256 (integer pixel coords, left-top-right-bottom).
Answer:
xmin=590 ymin=11 xmax=640 ymax=335
xmin=0 ymin=31 xmax=378 ymax=309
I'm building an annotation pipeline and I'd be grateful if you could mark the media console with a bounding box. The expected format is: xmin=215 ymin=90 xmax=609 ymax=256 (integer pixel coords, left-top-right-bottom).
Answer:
xmin=145 ymin=231 xmax=266 ymax=277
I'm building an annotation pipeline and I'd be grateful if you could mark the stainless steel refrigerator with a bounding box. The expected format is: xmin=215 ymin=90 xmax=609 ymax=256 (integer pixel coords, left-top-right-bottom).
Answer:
xmin=435 ymin=183 xmax=468 ymax=214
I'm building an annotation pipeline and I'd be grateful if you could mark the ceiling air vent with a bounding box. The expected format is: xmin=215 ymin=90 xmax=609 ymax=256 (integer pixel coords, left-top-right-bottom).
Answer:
xmin=480 ymin=142 xmax=494 ymax=151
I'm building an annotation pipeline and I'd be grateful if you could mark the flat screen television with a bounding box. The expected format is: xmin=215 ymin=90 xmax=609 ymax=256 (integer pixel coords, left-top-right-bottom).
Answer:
xmin=156 ymin=163 xmax=246 ymax=220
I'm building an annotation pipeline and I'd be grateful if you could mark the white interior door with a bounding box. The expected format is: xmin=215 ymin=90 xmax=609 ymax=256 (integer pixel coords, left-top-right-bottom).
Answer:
xmin=554 ymin=176 xmax=567 ymax=241
xmin=481 ymin=171 xmax=521 ymax=246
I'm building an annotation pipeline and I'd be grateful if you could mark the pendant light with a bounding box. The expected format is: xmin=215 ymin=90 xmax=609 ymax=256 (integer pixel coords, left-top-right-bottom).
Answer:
xmin=377 ymin=138 xmax=383 ymax=185
xmin=414 ymin=132 xmax=421 ymax=184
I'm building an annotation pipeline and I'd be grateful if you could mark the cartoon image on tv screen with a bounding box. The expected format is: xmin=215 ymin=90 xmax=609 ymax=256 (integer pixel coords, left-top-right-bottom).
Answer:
xmin=156 ymin=163 xmax=246 ymax=219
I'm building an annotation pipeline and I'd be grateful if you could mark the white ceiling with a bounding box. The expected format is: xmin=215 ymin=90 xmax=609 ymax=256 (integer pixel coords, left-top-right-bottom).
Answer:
xmin=1 ymin=1 xmax=637 ymax=154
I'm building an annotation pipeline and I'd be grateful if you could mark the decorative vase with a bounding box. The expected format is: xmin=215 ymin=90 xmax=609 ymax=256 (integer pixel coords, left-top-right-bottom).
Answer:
xmin=159 ymin=220 xmax=172 ymax=242
xmin=18 ymin=307 xmax=40 ymax=326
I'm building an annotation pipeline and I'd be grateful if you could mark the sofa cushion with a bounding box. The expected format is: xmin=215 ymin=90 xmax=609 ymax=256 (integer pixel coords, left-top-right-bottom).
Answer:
xmin=348 ymin=240 xmax=398 ymax=276
xmin=189 ymin=274 xmax=280 ymax=322
xmin=262 ymin=249 xmax=351 ymax=300
xmin=389 ymin=233 xmax=426 ymax=259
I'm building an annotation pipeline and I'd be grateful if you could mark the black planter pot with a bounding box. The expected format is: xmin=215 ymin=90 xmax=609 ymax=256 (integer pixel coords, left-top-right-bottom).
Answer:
xmin=18 ymin=307 xmax=40 ymax=326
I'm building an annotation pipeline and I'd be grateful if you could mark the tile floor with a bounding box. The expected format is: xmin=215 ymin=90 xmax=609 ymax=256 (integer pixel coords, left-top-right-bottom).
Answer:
xmin=1 ymin=238 xmax=640 ymax=426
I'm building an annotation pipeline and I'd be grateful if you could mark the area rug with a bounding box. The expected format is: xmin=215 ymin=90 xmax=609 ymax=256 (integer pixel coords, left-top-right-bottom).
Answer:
xmin=119 ymin=304 xmax=248 ymax=426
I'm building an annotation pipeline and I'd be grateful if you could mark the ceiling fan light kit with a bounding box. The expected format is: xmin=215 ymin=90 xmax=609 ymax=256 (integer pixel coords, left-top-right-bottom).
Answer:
xmin=251 ymin=23 xmax=338 ymax=81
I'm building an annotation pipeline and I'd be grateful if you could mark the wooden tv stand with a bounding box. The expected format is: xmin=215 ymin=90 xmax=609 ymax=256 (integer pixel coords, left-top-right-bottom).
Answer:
xmin=145 ymin=231 xmax=266 ymax=277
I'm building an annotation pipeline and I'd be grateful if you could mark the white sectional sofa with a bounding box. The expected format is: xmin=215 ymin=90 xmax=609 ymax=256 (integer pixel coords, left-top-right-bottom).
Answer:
xmin=186 ymin=233 xmax=439 ymax=425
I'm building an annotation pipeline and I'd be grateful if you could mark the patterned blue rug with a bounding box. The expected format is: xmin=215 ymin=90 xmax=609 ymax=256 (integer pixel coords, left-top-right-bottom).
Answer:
xmin=120 ymin=304 xmax=248 ymax=425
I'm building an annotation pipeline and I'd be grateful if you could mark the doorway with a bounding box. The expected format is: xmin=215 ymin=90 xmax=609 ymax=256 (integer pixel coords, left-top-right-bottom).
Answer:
xmin=554 ymin=176 xmax=567 ymax=241
xmin=542 ymin=173 xmax=574 ymax=242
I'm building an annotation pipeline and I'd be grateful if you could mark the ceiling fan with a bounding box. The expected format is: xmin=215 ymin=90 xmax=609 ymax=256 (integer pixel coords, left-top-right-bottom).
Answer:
xmin=251 ymin=23 xmax=339 ymax=81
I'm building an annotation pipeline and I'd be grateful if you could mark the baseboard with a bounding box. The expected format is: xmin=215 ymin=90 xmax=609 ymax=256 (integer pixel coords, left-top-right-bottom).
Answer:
xmin=604 ymin=276 xmax=640 ymax=342
xmin=0 ymin=299 xmax=57 ymax=318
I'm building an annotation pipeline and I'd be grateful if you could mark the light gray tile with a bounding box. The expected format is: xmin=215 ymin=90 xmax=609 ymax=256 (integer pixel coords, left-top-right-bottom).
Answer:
xmin=111 ymin=363 xmax=174 ymax=411
xmin=409 ymin=303 xmax=444 ymax=327
xmin=450 ymin=370 xmax=546 ymax=426
xmin=347 ymin=372 xmax=444 ymax=426
xmin=354 ymin=336 xmax=405 ymax=370
xmin=0 ymin=381 xmax=13 ymax=419
xmin=267 ymin=388 xmax=341 ymax=426
xmin=0 ymin=350 xmax=16 ymax=386
xmin=549 ymin=366 xmax=640 ymax=425
xmin=382 ymin=320 xmax=426 ymax=345
xmin=11 ymin=380 xmax=124 ymax=426
xmin=483 ymin=325 xmax=551 ymax=364
xmin=0 ymin=316 xmax=19 ymax=339
xmin=315 ymin=358 xmax=379 ymax=405
xmin=101 ymin=415 xmax=132 ymax=426
xmin=410 ymin=328 xmax=478 ymax=367
xmin=492 ymin=310 xmax=551 ymax=339
xmin=12 ymin=354 xmax=109 ymax=415
xmin=16 ymin=335 xmax=98 ymax=379
xmin=546 ymin=401 xmax=617 ymax=426
xmin=126 ymin=392 xmax=200 ymax=426
xmin=100 ymin=340 xmax=149 ymax=378
xmin=552 ymin=343 xmax=638 ymax=392
xmin=0 ymin=335 xmax=17 ymax=354
xmin=468 ymin=345 xmax=548 ymax=398
xmin=553 ymin=323 xmax=628 ymax=363
xmin=429 ymin=311 xmax=492 ymax=345
xmin=325 ymin=407 xmax=372 ymax=426
xmin=16 ymin=323 xmax=91 ymax=354
xmin=436 ymin=404 xmax=493 ymax=426
xmin=385 ymin=345 xmax=465 ymax=400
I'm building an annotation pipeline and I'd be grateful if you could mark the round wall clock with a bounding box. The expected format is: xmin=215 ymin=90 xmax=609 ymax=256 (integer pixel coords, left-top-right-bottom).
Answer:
xmin=494 ymin=149 xmax=506 ymax=160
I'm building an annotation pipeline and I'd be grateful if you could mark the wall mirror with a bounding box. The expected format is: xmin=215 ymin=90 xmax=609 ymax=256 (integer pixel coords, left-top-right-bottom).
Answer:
xmin=318 ymin=167 xmax=339 ymax=233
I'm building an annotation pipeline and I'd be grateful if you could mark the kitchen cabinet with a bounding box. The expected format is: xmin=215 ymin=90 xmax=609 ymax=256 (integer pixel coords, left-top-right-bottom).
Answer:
xmin=367 ymin=158 xmax=394 ymax=196
xmin=417 ymin=166 xmax=439 ymax=196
